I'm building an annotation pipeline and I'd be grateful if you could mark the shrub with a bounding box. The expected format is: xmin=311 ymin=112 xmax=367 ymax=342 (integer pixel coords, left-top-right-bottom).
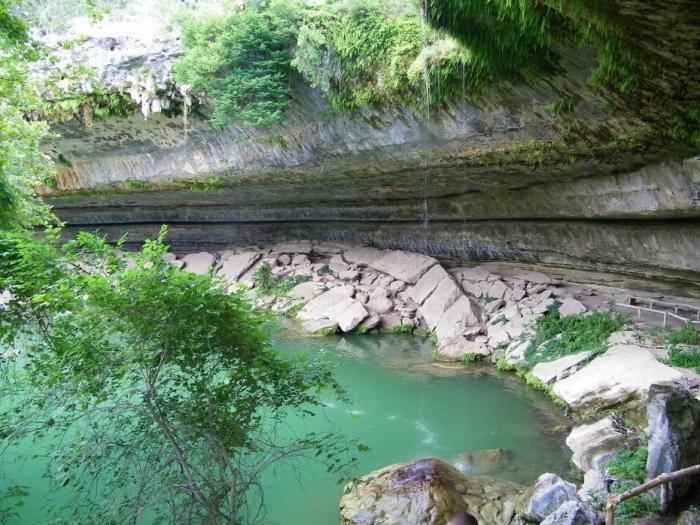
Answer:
xmin=174 ymin=2 xmax=299 ymax=127
xmin=525 ymin=304 xmax=627 ymax=366
xmin=605 ymin=445 xmax=660 ymax=523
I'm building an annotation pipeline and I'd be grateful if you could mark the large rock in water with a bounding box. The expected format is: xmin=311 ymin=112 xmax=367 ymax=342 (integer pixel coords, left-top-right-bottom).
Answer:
xmin=645 ymin=384 xmax=700 ymax=504
xmin=339 ymin=458 xmax=522 ymax=525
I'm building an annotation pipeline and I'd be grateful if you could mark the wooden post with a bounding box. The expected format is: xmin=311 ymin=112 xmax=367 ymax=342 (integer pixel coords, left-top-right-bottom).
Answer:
xmin=605 ymin=494 xmax=615 ymax=525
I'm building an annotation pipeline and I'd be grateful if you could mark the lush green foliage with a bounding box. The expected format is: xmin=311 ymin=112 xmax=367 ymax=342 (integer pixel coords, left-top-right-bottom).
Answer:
xmin=391 ymin=323 xmax=415 ymax=334
xmin=525 ymin=303 xmax=627 ymax=366
xmin=426 ymin=0 xmax=652 ymax=95
xmin=0 ymin=1 xmax=55 ymax=230
xmin=252 ymin=261 xmax=311 ymax=299
xmin=173 ymin=2 xmax=299 ymax=128
xmin=0 ymin=227 xmax=354 ymax=523
xmin=604 ymin=445 xmax=659 ymax=523
xmin=666 ymin=323 xmax=700 ymax=372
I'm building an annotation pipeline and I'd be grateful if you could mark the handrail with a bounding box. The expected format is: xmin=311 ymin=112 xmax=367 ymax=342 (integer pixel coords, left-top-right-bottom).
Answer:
xmin=614 ymin=302 xmax=700 ymax=328
xmin=605 ymin=464 xmax=700 ymax=524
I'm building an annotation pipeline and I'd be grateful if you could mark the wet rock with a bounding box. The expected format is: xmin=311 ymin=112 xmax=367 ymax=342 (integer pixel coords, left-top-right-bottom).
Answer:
xmin=519 ymin=473 xmax=580 ymax=522
xmin=419 ymin=277 xmax=463 ymax=330
xmin=218 ymin=252 xmax=261 ymax=283
xmin=646 ymin=384 xmax=700 ymax=503
xmin=339 ymin=458 xmax=522 ymax=525
xmin=532 ymin=352 xmax=593 ymax=385
xmin=540 ymin=500 xmax=602 ymax=525
xmin=553 ymin=345 xmax=685 ymax=411
xmin=182 ymin=252 xmax=215 ymax=275
xmin=454 ymin=448 xmax=511 ymax=476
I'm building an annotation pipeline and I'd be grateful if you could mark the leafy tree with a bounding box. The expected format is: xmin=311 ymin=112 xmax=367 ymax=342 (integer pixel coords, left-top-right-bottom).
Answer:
xmin=0 ymin=227 xmax=355 ymax=523
xmin=0 ymin=0 xmax=54 ymax=230
xmin=174 ymin=1 xmax=300 ymax=128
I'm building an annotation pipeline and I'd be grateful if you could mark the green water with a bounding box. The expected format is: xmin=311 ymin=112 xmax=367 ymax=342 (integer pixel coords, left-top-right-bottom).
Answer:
xmin=2 ymin=328 xmax=572 ymax=524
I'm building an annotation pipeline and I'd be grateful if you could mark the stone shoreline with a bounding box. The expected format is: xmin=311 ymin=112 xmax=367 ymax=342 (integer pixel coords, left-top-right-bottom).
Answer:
xmin=169 ymin=241 xmax=700 ymax=525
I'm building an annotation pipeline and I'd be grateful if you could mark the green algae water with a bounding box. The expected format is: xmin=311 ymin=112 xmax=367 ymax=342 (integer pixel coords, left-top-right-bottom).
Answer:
xmin=2 ymin=328 xmax=571 ymax=524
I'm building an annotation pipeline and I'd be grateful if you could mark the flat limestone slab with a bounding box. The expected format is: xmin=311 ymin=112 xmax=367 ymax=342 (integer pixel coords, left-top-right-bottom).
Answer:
xmin=435 ymin=295 xmax=481 ymax=341
xmin=217 ymin=252 xmax=261 ymax=283
xmin=408 ymin=265 xmax=449 ymax=305
xmin=553 ymin=344 xmax=684 ymax=411
xmin=344 ymin=248 xmax=436 ymax=284
xmin=419 ymin=277 xmax=463 ymax=330
xmin=532 ymin=352 xmax=592 ymax=385
xmin=182 ymin=252 xmax=215 ymax=275
xmin=296 ymin=286 xmax=354 ymax=322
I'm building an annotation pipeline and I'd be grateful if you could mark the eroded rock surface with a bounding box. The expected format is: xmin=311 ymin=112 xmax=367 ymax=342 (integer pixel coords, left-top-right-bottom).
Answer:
xmin=339 ymin=458 xmax=522 ymax=525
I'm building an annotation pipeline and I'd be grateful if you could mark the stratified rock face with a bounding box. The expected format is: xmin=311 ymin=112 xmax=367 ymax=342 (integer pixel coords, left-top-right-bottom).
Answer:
xmin=339 ymin=458 xmax=522 ymax=525
xmin=38 ymin=0 xmax=700 ymax=287
xmin=646 ymin=384 xmax=700 ymax=503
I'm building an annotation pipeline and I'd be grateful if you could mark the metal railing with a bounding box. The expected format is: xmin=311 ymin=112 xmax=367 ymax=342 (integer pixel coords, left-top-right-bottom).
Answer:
xmin=605 ymin=464 xmax=700 ymax=524
xmin=614 ymin=296 xmax=700 ymax=328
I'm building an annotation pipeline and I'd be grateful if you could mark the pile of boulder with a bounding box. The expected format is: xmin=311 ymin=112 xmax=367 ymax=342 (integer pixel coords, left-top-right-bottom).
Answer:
xmin=172 ymin=242 xmax=590 ymax=361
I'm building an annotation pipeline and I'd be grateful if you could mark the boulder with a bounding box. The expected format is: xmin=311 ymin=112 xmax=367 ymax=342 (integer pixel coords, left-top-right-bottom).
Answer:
xmin=366 ymin=288 xmax=394 ymax=315
xmin=302 ymin=318 xmax=338 ymax=335
xmin=553 ymin=345 xmax=685 ymax=411
xmin=297 ymin=286 xmax=354 ymax=322
xmin=558 ymin=298 xmax=587 ymax=316
xmin=277 ymin=253 xmax=291 ymax=266
xmin=345 ymin=248 xmax=437 ymax=284
xmin=408 ymin=265 xmax=450 ymax=305
xmin=532 ymin=352 xmax=593 ymax=385
xmin=291 ymin=253 xmax=310 ymax=266
xmin=380 ymin=313 xmax=403 ymax=329
xmin=339 ymin=458 xmax=522 ymax=525
xmin=419 ymin=277 xmax=463 ymax=330
xmin=483 ymin=280 xmax=509 ymax=300
xmin=519 ymin=473 xmax=580 ymax=522
xmin=437 ymin=337 xmax=490 ymax=361
xmin=566 ymin=416 xmax=634 ymax=472
xmin=336 ymin=301 xmax=369 ymax=332
xmin=388 ymin=280 xmax=406 ymax=293
xmin=288 ymin=281 xmax=326 ymax=302
xmin=454 ymin=449 xmax=511 ymax=476
xmin=359 ymin=314 xmax=381 ymax=331
xmin=646 ymin=384 xmax=700 ymax=503
xmin=182 ymin=252 xmax=215 ymax=275
xmin=435 ymin=296 xmax=482 ymax=341
xmin=162 ymin=252 xmax=177 ymax=263
xmin=540 ymin=500 xmax=602 ymax=525
xmin=218 ymin=252 xmax=261 ymax=283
